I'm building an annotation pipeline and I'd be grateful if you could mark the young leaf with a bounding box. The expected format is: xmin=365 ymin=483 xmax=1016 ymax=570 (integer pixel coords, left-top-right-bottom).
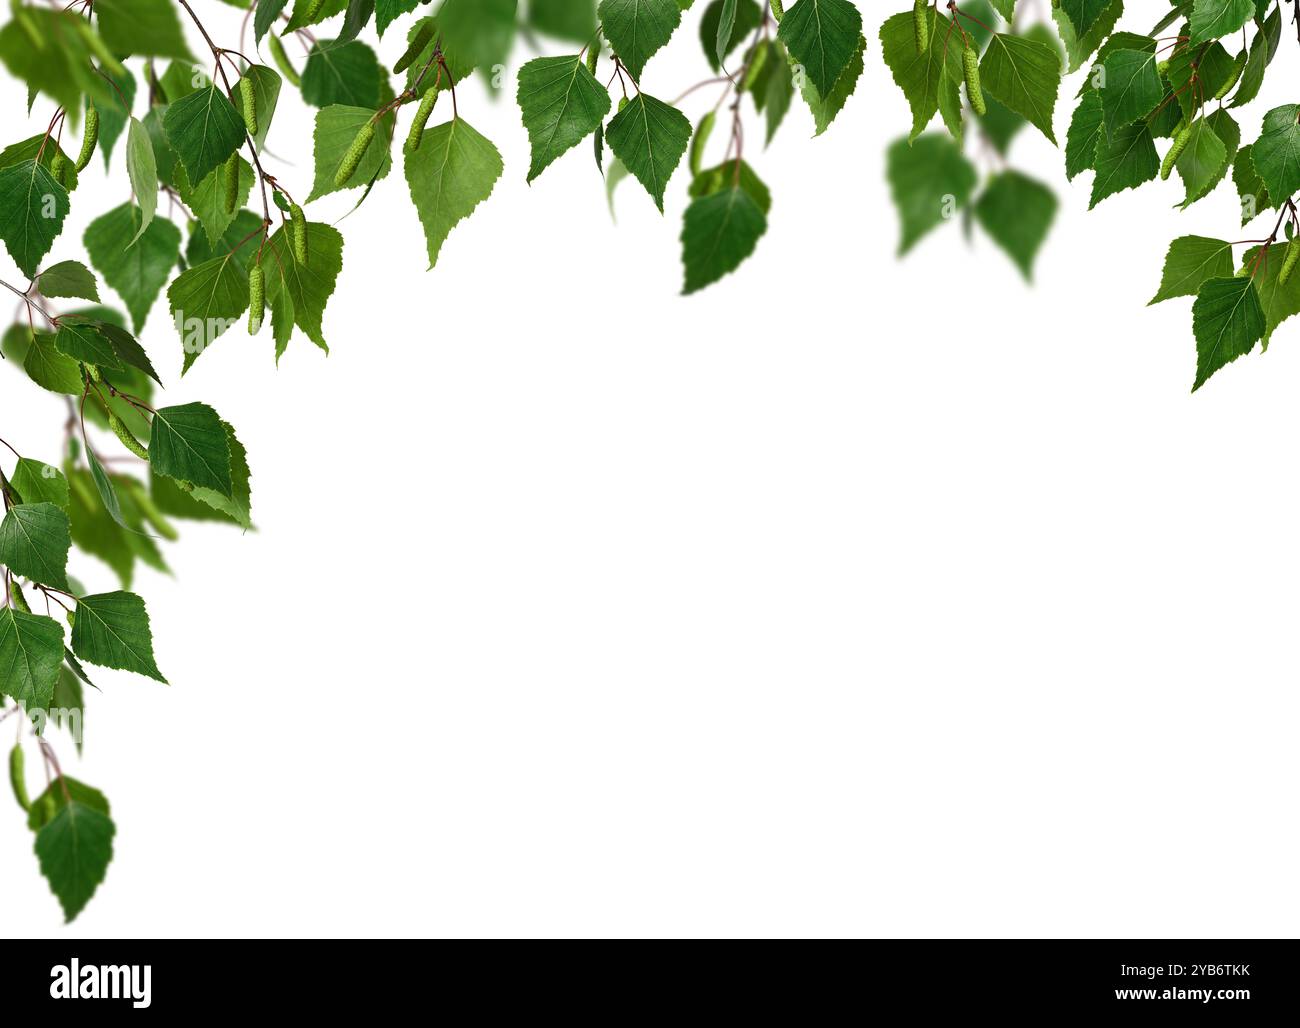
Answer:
xmin=404 ymin=118 xmax=504 ymax=268
xmin=880 ymin=8 xmax=965 ymax=143
xmin=260 ymin=220 xmax=345 ymax=357
xmin=71 ymin=591 xmax=167 ymax=682
xmin=605 ymin=94 xmax=692 ymax=212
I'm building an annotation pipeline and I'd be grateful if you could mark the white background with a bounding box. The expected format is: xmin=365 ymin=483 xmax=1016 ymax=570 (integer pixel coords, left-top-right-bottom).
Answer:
xmin=4 ymin=2 xmax=1300 ymax=938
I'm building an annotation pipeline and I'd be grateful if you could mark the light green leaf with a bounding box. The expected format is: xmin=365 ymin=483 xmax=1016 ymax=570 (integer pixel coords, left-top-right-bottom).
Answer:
xmin=84 ymin=205 xmax=182 ymax=334
xmin=309 ymin=105 xmax=392 ymax=201
xmin=260 ymin=221 xmax=345 ymax=356
xmin=404 ymin=118 xmax=503 ymax=268
xmin=1251 ymin=105 xmax=1300 ymax=206
xmin=1149 ymin=236 xmax=1235 ymax=305
xmin=880 ymin=8 xmax=965 ymax=143
xmin=167 ymin=255 xmax=251 ymax=372
xmin=886 ymin=133 xmax=977 ymax=254
xmin=10 ymin=460 xmax=70 ymax=511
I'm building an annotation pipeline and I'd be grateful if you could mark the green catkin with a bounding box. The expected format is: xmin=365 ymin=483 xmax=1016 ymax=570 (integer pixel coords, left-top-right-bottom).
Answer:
xmin=1161 ymin=125 xmax=1192 ymax=180
xmin=1215 ymin=52 xmax=1246 ymax=101
xmin=914 ymin=0 xmax=928 ymax=54
xmin=10 ymin=581 xmax=30 ymax=613
xmin=770 ymin=0 xmax=785 ymax=23
xmin=240 ymin=75 xmax=258 ymax=135
xmin=963 ymin=47 xmax=985 ymax=116
xmin=406 ymin=89 xmax=438 ymax=153
xmin=335 ymin=121 xmax=375 ymax=188
xmin=302 ymin=0 xmax=328 ymax=23
xmin=223 ymin=152 xmax=240 ymax=213
xmin=75 ymin=104 xmax=99 ymax=172
xmin=290 ymin=203 xmax=308 ymax=263
xmin=1280 ymin=243 xmax=1300 ymax=286
xmin=9 ymin=746 xmax=29 ymax=814
xmin=249 ymin=263 xmax=265 ymax=335
xmin=586 ymin=46 xmax=599 ymax=76
xmin=50 ymin=149 xmax=69 ymax=188
xmin=108 ymin=410 xmax=150 ymax=461
xmin=394 ymin=23 xmax=434 ymax=75
xmin=268 ymin=34 xmax=301 ymax=88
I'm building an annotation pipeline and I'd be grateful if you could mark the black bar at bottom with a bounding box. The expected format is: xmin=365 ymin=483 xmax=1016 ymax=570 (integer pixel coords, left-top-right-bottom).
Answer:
xmin=0 ymin=939 xmax=1291 ymax=1015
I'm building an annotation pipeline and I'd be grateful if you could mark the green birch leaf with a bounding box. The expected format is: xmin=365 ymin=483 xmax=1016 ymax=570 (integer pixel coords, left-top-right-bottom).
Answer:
xmin=776 ymin=0 xmax=863 ymax=97
xmin=0 ymin=160 xmax=70 ymax=278
xmin=1188 ymin=0 xmax=1255 ymax=44
xmin=10 ymin=460 xmax=70 ymax=511
xmin=239 ymin=64 xmax=283 ymax=153
xmin=95 ymin=0 xmax=192 ymax=60
xmin=1251 ymin=105 xmax=1300 ymax=205
xmin=1242 ymin=241 xmax=1300 ymax=348
xmin=55 ymin=319 xmax=121 ymax=370
xmin=1098 ymin=49 xmax=1162 ymax=136
xmin=0 ymin=608 xmax=63 ymax=709
xmin=71 ymin=591 xmax=166 ymax=682
xmin=598 ymin=0 xmax=682 ymax=81
xmin=517 ymin=56 xmax=611 ymax=182
xmin=799 ymin=32 xmax=865 ymax=137
xmin=605 ymin=94 xmax=691 ymax=213
xmin=1191 ymin=275 xmax=1265 ymax=391
xmin=1233 ymin=144 xmax=1271 ymax=225
xmin=124 ymin=119 xmax=158 ymax=245
xmin=302 ymin=40 xmax=382 ymax=109
xmin=22 ymin=333 xmax=82 ymax=396
xmin=309 ymin=105 xmax=393 ymax=201
xmin=36 ymin=261 xmax=99 ymax=302
xmin=0 ymin=503 xmax=71 ymax=590
xmin=681 ymin=185 xmax=767 ymax=294
xmin=185 ymin=423 xmax=253 ymax=530
xmin=148 ymin=403 xmax=233 ymax=498
xmin=1090 ymin=122 xmax=1158 ymax=209
xmin=1058 ymin=0 xmax=1115 ymax=40
xmin=880 ymin=8 xmax=965 ymax=144
xmin=84 ymin=205 xmax=182 ymax=334
xmin=176 ymin=158 xmax=254 ymax=248
xmin=404 ymin=118 xmax=503 ymax=267
xmin=980 ymin=33 xmax=1062 ymax=145
xmin=886 ymin=133 xmax=977 ymax=254
xmin=1065 ymin=91 xmax=1103 ymax=180
xmin=1175 ymin=117 xmax=1229 ymax=208
xmin=162 ymin=85 xmax=247 ymax=186
xmin=261 ymin=221 xmax=345 ymax=357
xmin=35 ymin=799 xmax=115 ymax=922
xmin=1149 ymin=236 xmax=1235 ymax=305
xmin=168 ymin=255 xmax=251 ymax=372
xmin=973 ymin=170 xmax=1057 ymax=281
